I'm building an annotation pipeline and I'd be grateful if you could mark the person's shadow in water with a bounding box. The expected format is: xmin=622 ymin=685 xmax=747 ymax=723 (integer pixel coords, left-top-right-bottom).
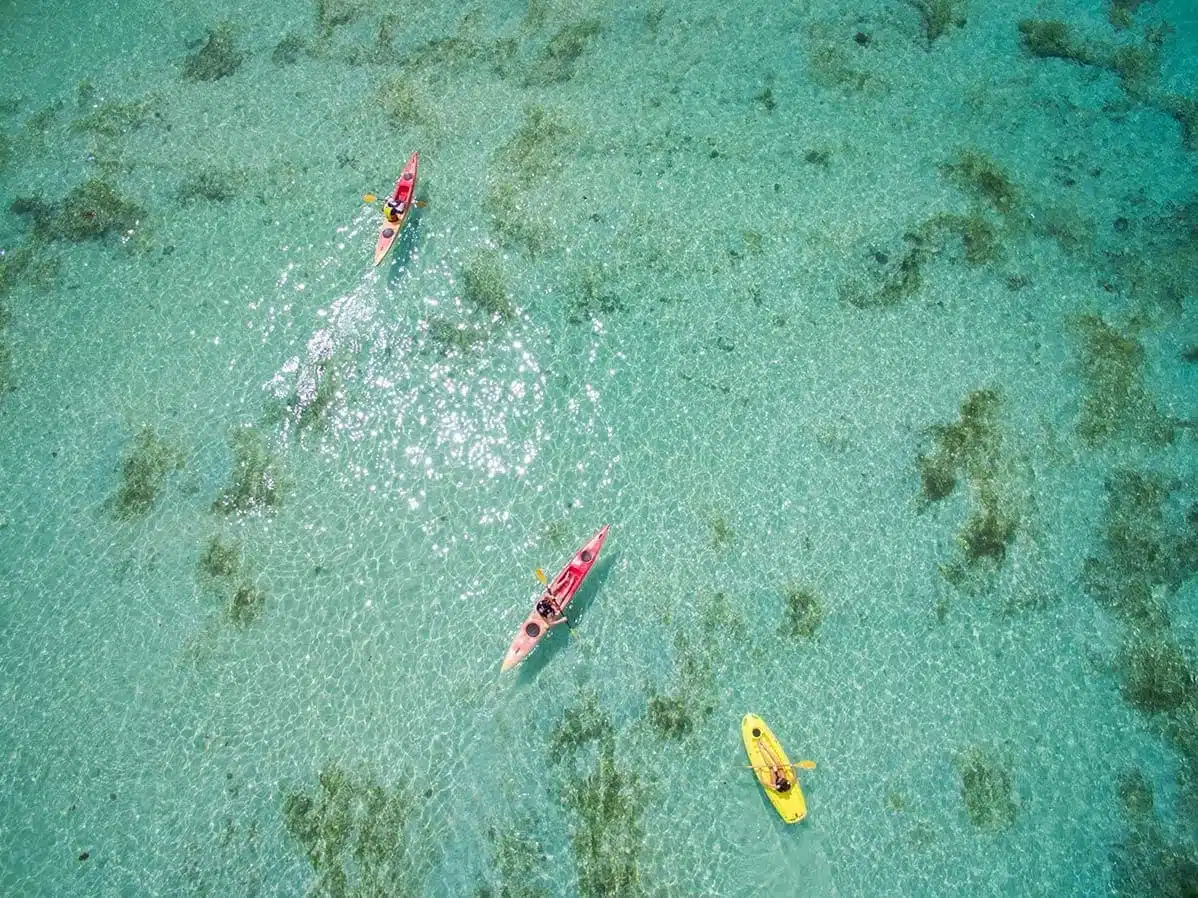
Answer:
xmin=514 ymin=554 xmax=616 ymax=683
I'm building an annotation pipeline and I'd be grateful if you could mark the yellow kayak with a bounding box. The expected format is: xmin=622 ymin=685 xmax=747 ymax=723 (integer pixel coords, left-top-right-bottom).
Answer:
xmin=742 ymin=714 xmax=808 ymax=823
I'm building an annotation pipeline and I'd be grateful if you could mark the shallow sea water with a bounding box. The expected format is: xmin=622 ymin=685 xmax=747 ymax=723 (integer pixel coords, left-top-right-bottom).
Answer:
xmin=1 ymin=0 xmax=1196 ymax=895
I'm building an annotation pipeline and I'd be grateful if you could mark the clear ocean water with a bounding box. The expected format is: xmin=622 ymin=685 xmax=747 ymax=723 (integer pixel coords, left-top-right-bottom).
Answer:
xmin=1 ymin=0 xmax=1196 ymax=895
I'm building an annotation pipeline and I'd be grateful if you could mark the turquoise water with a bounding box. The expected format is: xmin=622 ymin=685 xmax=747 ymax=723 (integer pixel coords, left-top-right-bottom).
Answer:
xmin=1 ymin=0 xmax=1196 ymax=895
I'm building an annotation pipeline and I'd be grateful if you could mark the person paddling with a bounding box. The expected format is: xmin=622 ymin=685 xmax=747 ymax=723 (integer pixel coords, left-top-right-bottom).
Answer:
xmin=383 ymin=197 xmax=407 ymax=223
xmin=383 ymin=168 xmax=416 ymax=223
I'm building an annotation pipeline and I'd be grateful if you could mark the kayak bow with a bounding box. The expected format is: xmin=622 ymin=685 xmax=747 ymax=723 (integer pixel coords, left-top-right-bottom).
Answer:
xmin=373 ymin=151 xmax=419 ymax=267
xmin=501 ymin=524 xmax=610 ymax=672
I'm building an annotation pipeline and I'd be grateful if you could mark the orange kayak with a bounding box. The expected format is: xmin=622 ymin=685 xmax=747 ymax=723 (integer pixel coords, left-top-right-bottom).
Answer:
xmin=501 ymin=525 xmax=610 ymax=672
xmin=373 ymin=151 xmax=418 ymax=266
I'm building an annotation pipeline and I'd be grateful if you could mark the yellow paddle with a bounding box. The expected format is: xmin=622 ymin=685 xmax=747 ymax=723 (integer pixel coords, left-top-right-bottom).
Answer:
xmin=746 ymin=760 xmax=817 ymax=771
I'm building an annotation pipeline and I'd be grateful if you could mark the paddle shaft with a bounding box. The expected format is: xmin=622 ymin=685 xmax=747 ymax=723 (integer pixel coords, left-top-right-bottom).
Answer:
xmin=745 ymin=761 xmax=815 ymax=771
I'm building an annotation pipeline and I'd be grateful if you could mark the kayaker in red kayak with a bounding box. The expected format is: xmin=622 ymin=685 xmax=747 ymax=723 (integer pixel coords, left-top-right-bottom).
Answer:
xmin=535 ymin=594 xmax=564 ymax=621
xmin=383 ymin=196 xmax=407 ymax=223
xmin=385 ymin=167 xmax=415 ymax=220
xmin=501 ymin=525 xmax=609 ymax=671
xmin=374 ymin=152 xmax=418 ymax=266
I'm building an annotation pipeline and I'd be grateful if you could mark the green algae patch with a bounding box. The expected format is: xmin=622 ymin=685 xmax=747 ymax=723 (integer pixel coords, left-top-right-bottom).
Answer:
xmin=1109 ymin=0 xmax=1147 ymax=29
xmin=646 ymin=635 xmax=715 ymax=739
xmin=699 ymin=589 xmax=747 ymax=642
xmin=551 ymin=690 xmax=614 ymax=755
xmin=182 ymin=25 xmax=243 ymax=82
xmin=12 ymin=179 xmax=147 ymax=244
xmin=1117 ymin=767 xmax=1155 ymax=820
xmin=178 ymin=168 xmax=244 ymax=203
xmin=196 ymin=533 xmax=268 ymax=630
xmin=71 ymin=96 xmax=157 ymax=138
xmin=541 ymin=519 xmax=570 ymax=550
xmin=929 ymin=211 xmax=1003 ymax=266
xmin=646 ymin=693 xmax=695 ymax=738
xmin=780 ymin=583 xmax=825 ymax=640
xmin=1081 ymin=470 xmax=1198 ymax=826
xmin=918 ymin=390 xmax=1021 ymax=584
xmin=227 ymin=583 xmax=266 ymax=628
xmin=524 ymin=20 xmax=602 ymax=86
xmin=908 ymin=0 xmax=966 ymax=45
xmin=839 ymin=230 xmax=928 ymax=309
xmin=0 ymin=341 xmax=14 ymax=396
xmin=560 ymin=739 xmax=644 ymax=898
xmin=272 ymin=32 xmax=309 ymax=66
xmin=955 ymin=746 xmax=1017 ymax=829
xmin=198 ymin=533 xmax=242 ymax=580
xmin=960 ymin=483 xmax=1018 ymax=565
xmin=483 ymin=182 xmax=553 ymax=256
xmin=377 ymin=76 xmax=433 ymax=128
xmin=708 ymin=511 xmax=734 ymax=549
xmin=499 ymin=105 xmax=569 ymax=186
xmin=917 ymin=389 xmax=1002 ymax=504
xmin=282 ymin=763 xmax=425 ymax=898
xmin=1072 ymin=315 xmax=1174 ymax=446
xmin=483 ymin=823 xmax=550 ymax=898
xmin=566 ymin=265 xmax=626 ymax=324
xmin=1107 ymin=44 xmax=1160 ymax=100
xmin=0 ymin=244 xmax=35 ymax=299
xmin=1112 ymin=768 xmax=1198 ymax=898
xmin=70 ymin=179 xmax=146 ymax=241
xmin=885 ymin=785 xmax=907 ymax=812
xmin=1161 ymin=93 xmax=1198 ymax=151
xmin=649 ymin=592 xmax=743 ymax=738
xmin=462 ymin=252 xmax=515 ymax=321
xmin=1117 ymin=633 xmax=1197 ymax=715
xmin=1017 ymin=20 xmax=1083 ymax=62
xmin=807 ymin=42 xmax=873 ymax=94
xmin=1018 ymin=17 xmax=1192 ymax=151
xmin=550 ymin=693 xmax=646 ymax=898
xmin=281 ymin=358 xmax=342 ymax=433
xmin=939 ymin=151 xmax=1019 ymax=216
xmin=840 ymin=209 xmax=1003 ymax=309
xmin=1080 ymin=470 xmax=1198 ymax=630
xmin=212 ymin=427 xmax=287 ymax=514
xmin=112 ymin=426 xmax=185 ymax=519
xmin=424 ymin=316 xmax=488 ymax=357
xmin=315 ymin=0 xmax=365 ymax=36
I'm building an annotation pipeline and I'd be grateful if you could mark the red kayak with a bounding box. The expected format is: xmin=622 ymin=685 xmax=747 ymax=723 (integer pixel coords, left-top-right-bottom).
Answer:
xmin=373 ymin=151 xmax=418 ymax=266
xmin=501 ymin=525 xmax=610 ymax=672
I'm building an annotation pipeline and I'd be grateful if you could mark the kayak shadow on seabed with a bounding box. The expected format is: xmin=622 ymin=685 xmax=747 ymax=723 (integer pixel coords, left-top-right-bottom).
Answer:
xmin=513 ymin=552 xmax=616 ymax=683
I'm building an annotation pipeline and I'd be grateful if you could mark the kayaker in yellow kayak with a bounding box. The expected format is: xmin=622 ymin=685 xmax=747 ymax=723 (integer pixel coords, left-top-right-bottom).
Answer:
xmin=757 ymin=740 xmax=795 ymax=793
xmin=741 ymin=714 xmax=813 ymax=823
